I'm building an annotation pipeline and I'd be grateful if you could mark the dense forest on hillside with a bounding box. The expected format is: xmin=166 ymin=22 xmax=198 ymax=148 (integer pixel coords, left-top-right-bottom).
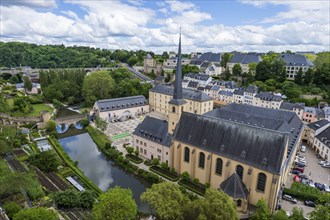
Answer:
xmin=0 ymin=42 xmax=151 ymax=68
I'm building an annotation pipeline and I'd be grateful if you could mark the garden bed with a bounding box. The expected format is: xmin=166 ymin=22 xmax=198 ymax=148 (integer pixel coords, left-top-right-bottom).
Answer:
xmin=144 ymin=160 xmax=151 ymax=166
xmin=150 ymin=166 xmax=179 ymax=181
xmin=178 ymin=179 xmax=206 ymax=196
xmin=125 ymin=154 xmax=143 ymax=164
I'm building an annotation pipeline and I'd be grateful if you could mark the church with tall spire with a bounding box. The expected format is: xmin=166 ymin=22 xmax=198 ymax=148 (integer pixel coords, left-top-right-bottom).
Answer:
xmin=168 ymin=31 xmax=187 ymax=134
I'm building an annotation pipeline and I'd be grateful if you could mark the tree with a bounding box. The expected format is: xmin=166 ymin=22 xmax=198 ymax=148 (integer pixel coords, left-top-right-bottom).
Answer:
xmin=272 ymin=209 xmax=289 ymax=220
xmin=289 ymin=207 xmax=304 ymax=220
xmin=126 ymin=146 xmax=134 ymax=155
xmin=29 ymin=150 xmax=61 ymax=172
xmin=151 ymin=158 xmax=160 ymax=166
xmin=294 ymin=68 xmax=304 ymax=85
xmin=141 ymin=182 xmax=190 ymax=220
xmin=93 ymin=186 xmax=137 ymax=220
xmin=23 ymin=76 xmax=32 ymax=91
xmin=220 ymin=53 xmax=234 ymax=68
xmin=0 ymin=93 xmax=9 ymax=113
xmin=303 ymin=68 xmax=313 ymax=85
xmin=248 ymin=62 xmax=257 ymax=75
xmin=3 ymin=201 xmax=22 ymax=219
xmin=181 ymin=171 xmax=190 ymax=180
xmin=127 ymin=56 xmax=139 ymax=67
xmin=232 ymin=63 xmax=242 ymax=76
xmin=250 ymin=199 xmax=271 ymax=220
xmin=134 ymin=149 xmax=139 ymax=157
xmin=45 ymin=120 xmax=56 ymax=133
xmin=308 ymin=205 xmax=330 ymax=220
xmin=82 ymin=70 xmax=115 ymax=106
xmin=13 ymin=207 xmax=58 ymax=220
xmin=193 ymin=188 xmax=238 ymax=220
xmin=255 ymin=61 xmax=272 ymax=82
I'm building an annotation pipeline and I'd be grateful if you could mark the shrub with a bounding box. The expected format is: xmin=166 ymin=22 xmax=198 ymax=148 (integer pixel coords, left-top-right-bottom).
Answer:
xmin=126 ymin=146 xmax=134 ymax=155
xmin=181 ymin=171 xmax=190 ymax=180
xmin=144 ymin=160 xmax=151 ymax=166
xmin=134 ymin=149 xmax=139 ymax=157
xmin=3 ymin=201 xmax=22 ymax=219
xmin=151 ymin=158 xmax=160 ymax=166
xmin=160 ymin=162 xmax=168 ymax=170
xmin=193 ymin=178 xmax=199 ymax=184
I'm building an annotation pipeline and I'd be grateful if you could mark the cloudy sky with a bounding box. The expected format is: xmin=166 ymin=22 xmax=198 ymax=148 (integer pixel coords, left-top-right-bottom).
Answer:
xmin=1 ymin=0 xmax=329 ymax=53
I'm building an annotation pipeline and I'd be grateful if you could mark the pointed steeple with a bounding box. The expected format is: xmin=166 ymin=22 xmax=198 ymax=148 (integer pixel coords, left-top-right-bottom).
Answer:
xmin=169 ymin=29 xmax=186 ymax=105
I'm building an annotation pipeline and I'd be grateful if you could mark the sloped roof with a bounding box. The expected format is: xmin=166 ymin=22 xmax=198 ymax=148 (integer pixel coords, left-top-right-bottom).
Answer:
xmin=96 ymin=95 xmax=147 ymax=112
xmin=245 ymin=85 xmax=258 ymax=93
xmin=150 ymin=84 xmax=213 ymax=102
xmin=188 ymin=81 xmax=199 ymax=88
xmin=220 ymin=173 xmax=249 ymax=199
xmin=315 ymin=126 xmax=330 ymax=148
xmin=307 ymin=119 xmax=330 ymax=131
xmin=279 ymin=54 xmax=314 ymax=67
xmin=196 ymin=52 xmax=221 ymax=62
xmin=234 ymin=88 xmax=244 ymax=96
xmin=280 ymin=102 xmax=305 ymax=111
xmin=229 ymin=53 xmax=262 ymax=64
xmin=255 ymin=92 xmax=282 ymax=102
xmin=211 ymin=85 xmax=220 ymax=91
xmin=133 ymin=116 xmax=172 ymax=147
xmin=173 ymin=112 xmax=289 ymax=174
xmin=218 ymin=90 xmax=233 ymax=96
xmin=206 ymin=103 xmax=303 ymax=158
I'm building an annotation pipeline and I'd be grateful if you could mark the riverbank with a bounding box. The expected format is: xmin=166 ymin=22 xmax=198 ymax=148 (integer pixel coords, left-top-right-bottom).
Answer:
xmin=48 ymin=136 xmax=103 ymax=195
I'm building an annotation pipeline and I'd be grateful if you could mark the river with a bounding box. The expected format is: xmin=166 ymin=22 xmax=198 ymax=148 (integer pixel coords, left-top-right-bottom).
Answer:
xmin=58 ymin=132 xmax=151 ymax=213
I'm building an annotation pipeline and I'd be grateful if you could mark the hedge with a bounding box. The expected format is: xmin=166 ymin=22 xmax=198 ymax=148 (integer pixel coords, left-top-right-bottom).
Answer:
xmin=48 ymin=136 xmax=102 ymax=195
xmin=283 ymin=182 xmax=330 ymax=204
xmin=149 ymin=166 xmax=179 ymax=182
xmin=85 ymin=125 xmax=110 ymax=150
xmin=178 ymin=179 xmax=206 ymax=196
xmin=125 ymin=154 xmax=143 ymax=164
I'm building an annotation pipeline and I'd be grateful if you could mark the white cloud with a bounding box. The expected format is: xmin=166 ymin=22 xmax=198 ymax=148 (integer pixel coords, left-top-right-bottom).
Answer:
xmin=1 ymin=0 xmax=57 ymax=8
xmin=0 ymin=0 xmax=329 ymax=53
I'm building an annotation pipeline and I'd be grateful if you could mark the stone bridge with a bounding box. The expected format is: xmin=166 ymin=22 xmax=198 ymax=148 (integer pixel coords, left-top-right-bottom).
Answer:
xmin=55 ymin=114 xmax=86 ymax=125
xmin=0 ymin=113 xmax=41 ymax=126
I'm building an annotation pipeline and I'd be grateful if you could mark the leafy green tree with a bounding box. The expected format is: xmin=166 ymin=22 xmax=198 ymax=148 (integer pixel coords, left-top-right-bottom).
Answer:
xmin=127 ymin=56 xmax=139 ymax=67
xmin=314 ymin=52 xmax=330 ymax=69
xmin=303 ymin=68 xmax=313 ymax=85
xmin=3 ymin=201 xmax=22 ymax=219
xmin=220 ymin=53 xmax=234 ymax=68
xmin=53 ymin=190 xmax=79 ymax=208
xmin=93 ymin=186 xmax=137 ymax=220
xmin=289 ymin=207 xmax=304 ymax=220
xmin=29 ymin=150 xmax=61 ymax=172
xmin=272 ymin=209 xmax=289 ymax=220
xmin=193 ymin=188 xmax=238 ymax=220
xmin=10 ymin=75 xmax=20 ymax=84
xmin=141 ymin=182 xmax=190 ymax=220
xmin=0 ymin=93 xmax=9 ymax=113
xmin=134 ymin=149 xmax=139 ymax=157
xmin=151 ymin=158 xmax=160 ymax=166
xmin=95 ymin=117 xmax=107 ymax=131
xmin=308 ymin=205 xmax=330 ymax=220
xmin=248 ymin=62 xmax=257 ymax=75
xmin=79 ymin=190 xmax=97 ymax=208
xmin=126 ymin=146 xmax=134 ymax=155
xmin=45 ymin=120 xmax=57 ymax=133
xmin=256 ymin=61 xmax=272 ymax=82
xmin=232 ymin=63 xmax=243 ymax=75
xmin=294 ymin=68 xmax=304 ymax=85
xmin=13 ymin=97 xmax=32 ymax=113
xmin=162 ymin=51 xmax=169 ymax=59
xmin=23 ymin=76 xmax=32 ymax=91
xmin=82 ymin=70 xmax=115 ymax=106
xmin=13 ymin=207 xmax=58 ymax=220
xmin=250 ymin=199 xmax=271 ymax=220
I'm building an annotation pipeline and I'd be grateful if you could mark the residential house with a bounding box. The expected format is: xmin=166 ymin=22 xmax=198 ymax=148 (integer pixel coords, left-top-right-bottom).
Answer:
xmin=279 ymin=54 xmax=314 ymax=80
xmin=302 ymin=119 xmax=330 ymax=147
xmin=313 ymin=127 xmax=330 ymax=162
xmin=233 ymin=88 xmax=244 ymax=104
xmin=227 ymin=53 xmax=262 ymax=74
xmin=280 ymin=102 xmax=305 ymax=120
xmin=217 ymin=90 xmax=234 ymax=105
xmin=243 ymin=85 xmax=258 ymax=105
xmin=303 ymin=107 xmax=319 ymax=123
xmin=253 ymin=92 xmax=283 ymax=109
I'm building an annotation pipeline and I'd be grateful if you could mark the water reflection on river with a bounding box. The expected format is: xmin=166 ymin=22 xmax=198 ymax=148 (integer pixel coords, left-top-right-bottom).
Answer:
xmin=59 ymin=133 xmax=151 ymax=213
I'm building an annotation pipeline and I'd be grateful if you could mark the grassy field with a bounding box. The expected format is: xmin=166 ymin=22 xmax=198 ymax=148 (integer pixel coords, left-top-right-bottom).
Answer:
xmin=10 ymin=103 xmax=54 ymax=117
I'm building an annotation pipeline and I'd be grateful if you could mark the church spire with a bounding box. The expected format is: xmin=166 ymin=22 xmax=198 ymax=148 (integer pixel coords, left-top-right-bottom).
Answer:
xmin=170 ymin=29 xmax=185 ymax=104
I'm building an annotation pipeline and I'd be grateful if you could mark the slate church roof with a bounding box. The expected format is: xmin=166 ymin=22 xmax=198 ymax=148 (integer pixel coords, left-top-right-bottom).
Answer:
xmin=150 ymin=84 xmax=213 ymax=102
xmin=220 ymin=173 xmax=249 ymax=199
xmin=173 ymin=111 xmax=289 ymax=174
xmin=133 ymin=116 xmax=172 ymax=147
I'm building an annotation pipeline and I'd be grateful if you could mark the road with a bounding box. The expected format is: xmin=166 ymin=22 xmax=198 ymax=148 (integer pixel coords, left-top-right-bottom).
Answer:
xmin=123 ymin=64 xmax=154 ymax=83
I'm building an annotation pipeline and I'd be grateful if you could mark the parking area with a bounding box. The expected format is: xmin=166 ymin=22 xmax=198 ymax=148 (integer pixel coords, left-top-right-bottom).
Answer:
xmin=282 ymin=144 xmax=330 ymax=216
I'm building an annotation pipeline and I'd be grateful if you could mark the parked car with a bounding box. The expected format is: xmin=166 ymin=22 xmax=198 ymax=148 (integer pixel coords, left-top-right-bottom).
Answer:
xmin=301 ymin=178 xmax=308 ymax=185
xmin=298 ymin=173 xmax=309 ymax=179
xmin=315 ymin=183 xmax=325 ymax=191
xmin=318 ymin=160 xmax=329 ymax=165
xmin=309 ymin=180 xmax=316 ymax=188
xmin=301 ymin=145 xmax=306 ymax=152
xmin=295 ymin=163 xmax=306 ymax=168
xmin=291 ymin=169 xmax=301 ymax=174
xmin=282 ymin=194 xmax=297 ymax=204
xmin=295 ymin=162 xmax=306 ymax=167
xmin=296 ymin=155 xmax=306 ymax=160
xmin=304 ymin=200 xmax=316 ymax=207
xmin=293 ymin=167 xmax=304 ymax=173
xmin=324 ymin=184 xmax=330 ymax=192
xmin=321 ymin=164 xmax=330 ymax=168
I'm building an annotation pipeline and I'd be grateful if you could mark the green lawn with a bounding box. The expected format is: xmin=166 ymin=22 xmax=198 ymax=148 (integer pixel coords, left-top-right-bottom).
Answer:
xmin=12 ymin=103 xmax=54 ymax=117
